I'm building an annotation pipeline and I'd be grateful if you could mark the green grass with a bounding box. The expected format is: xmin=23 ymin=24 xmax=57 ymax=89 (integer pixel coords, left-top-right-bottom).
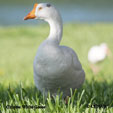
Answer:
xmin=0 ymin=24 xmax=113 ymax=112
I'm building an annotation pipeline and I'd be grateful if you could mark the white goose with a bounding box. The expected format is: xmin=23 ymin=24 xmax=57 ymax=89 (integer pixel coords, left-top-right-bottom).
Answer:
xmin=24 ymin=3 xmax=85 ymax=97
xmin=88 ymin=43 xmax=109 ymax=64
xmin=88 ymin=43 xmax=111 ymax=74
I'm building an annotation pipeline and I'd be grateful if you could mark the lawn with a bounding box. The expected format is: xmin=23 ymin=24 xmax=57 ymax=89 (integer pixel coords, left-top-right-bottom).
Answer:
xmin=0 ymin=24 xmax=113 ymax=112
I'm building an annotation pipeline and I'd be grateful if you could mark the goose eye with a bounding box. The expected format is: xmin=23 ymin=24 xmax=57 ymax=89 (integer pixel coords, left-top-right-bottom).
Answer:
xmin=47 ymin=4 xmax=51 ymax=7
xmin=39 ymin=7 xmax=42 ymax=10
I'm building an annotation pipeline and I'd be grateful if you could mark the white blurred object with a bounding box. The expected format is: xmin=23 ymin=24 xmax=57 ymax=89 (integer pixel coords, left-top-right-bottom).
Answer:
xmin=88 ymin=43 xmax=108 ymax=64
xmin=88 ymin=43 xmax=112 ymax=74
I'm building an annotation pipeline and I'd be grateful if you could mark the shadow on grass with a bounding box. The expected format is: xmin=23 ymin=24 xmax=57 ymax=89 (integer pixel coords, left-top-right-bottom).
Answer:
xmin=0 ymin=78 xmax=113 ymax=111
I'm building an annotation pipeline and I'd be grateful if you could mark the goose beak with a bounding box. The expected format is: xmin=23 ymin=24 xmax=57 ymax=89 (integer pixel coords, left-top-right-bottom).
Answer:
xmin=24 ymin=3 xmax=38 ymax=20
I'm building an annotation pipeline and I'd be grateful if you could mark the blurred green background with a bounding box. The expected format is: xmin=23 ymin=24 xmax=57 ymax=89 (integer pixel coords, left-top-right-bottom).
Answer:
xmin=0 ymin=0 xmax=113 ymax=112
xmin=0 ymin=0 xmax=113 ymax=86
xmin=0 ymin=0 xmax=113 ymax=85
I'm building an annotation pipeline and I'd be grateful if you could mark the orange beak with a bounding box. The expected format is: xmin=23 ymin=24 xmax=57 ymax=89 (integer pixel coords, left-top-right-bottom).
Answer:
xmin=24 ymin=3 xmax=38 ymax=20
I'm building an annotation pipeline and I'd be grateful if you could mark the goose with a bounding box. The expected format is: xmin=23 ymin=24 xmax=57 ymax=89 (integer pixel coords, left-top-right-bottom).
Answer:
xmin=88 ymin=43 xmax=111 ymax=74
xmin=24 ymin=3 xmax=85 ymax=97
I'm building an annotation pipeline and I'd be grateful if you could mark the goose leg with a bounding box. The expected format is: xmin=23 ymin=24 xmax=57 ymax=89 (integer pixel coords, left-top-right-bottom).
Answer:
xmin=90 ymin=64 xmax=100 ymax=75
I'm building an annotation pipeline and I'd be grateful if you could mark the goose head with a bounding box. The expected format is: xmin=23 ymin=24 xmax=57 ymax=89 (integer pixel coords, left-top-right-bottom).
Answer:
xmin=24 ymin=3 xmax=63 ymax=44
xmin=100 ymin=43 xmax=108 ymax=51
xmin=100 ymin=43 xmax=112 ymax=56
xmin=24 ymin=3 xmax=62 ymax=23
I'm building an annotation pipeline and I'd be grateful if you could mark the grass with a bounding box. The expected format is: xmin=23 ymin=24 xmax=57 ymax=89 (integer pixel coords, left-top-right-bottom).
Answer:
xmin=0 ymin=23 xmax=113 ymax=112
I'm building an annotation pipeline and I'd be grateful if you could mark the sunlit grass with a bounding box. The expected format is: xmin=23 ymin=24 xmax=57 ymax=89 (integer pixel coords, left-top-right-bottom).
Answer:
xmin=0 ymin=24 xmax=113 ymax=112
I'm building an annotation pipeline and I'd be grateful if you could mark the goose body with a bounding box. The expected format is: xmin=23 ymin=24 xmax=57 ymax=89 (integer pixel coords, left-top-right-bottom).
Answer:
xmin=24 ymin=3 xmax=85 ymax=97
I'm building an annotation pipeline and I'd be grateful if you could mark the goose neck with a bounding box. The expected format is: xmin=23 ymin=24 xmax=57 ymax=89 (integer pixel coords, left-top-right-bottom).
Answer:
xmin=47 ymin=17 xmax=63 ymax=45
